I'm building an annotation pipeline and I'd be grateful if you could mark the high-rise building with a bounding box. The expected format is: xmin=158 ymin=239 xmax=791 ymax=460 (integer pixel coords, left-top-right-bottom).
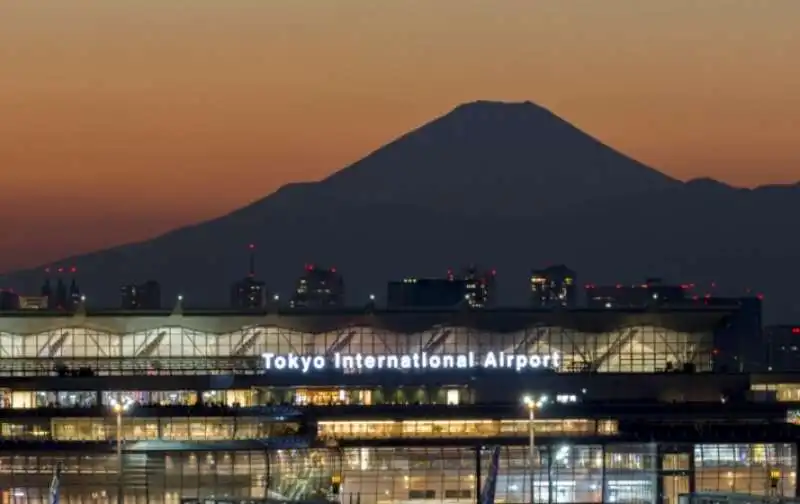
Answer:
xmin=40 ymin=267 xmax=81 ymax=311
xmin=40 ymin=275 xmax=52 ymax=308
xmin=230 ymin=244 xmax=267 ymax=309
xmin=765 ymin=324 xmax=800 ymax=372
xmin=387 ymin=278 xmax=467 ymax=309
xmin=530 ymin=264 xmax=577 ymax=307
xmin=388 ymin=267 xmax=495 ymax=309
xmin=586 ymin=277 xmax=686 ymax=309
xmin=290 ymin=265 xmax=344 ymax=308
xmin=68 ymin=279 xmax=82 ymax=308
xmin=460 ymin=266 xmax=496 ymax=308
xmin=121 ymin=281 xmax=162 ymax=310
xmin=55 ymin=278 xmax=68 ymax=309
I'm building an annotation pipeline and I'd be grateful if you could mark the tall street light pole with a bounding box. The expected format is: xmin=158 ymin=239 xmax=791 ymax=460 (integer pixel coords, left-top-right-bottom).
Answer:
xmin=113 ymin=403 xmax=124 ymax=504
xmin=523 ymin=395 xmax=547 ymax=504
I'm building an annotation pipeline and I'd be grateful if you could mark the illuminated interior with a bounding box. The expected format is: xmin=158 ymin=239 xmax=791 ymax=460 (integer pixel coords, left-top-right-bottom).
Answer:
xmin=0 ymin=444 xmax=794 ymax=504
xmin=319 ymin=419 xmax=618 ymax=439
xmin=0 ymin=322 xmax=714 ymax=375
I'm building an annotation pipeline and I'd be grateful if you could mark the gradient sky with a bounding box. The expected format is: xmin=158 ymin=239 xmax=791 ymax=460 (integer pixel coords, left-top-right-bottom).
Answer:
xmin=1 ymin=0 xmax=799 ymax=273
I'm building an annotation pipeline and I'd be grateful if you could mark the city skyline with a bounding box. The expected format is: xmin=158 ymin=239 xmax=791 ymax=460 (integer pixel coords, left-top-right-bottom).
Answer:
xmin=2 ymin=0 xmax=799 ymax=272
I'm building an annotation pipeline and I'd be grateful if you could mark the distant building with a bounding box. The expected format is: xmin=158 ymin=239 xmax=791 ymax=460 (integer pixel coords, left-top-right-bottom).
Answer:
xmin=68 ymin=279 xmax=82 ymax=309
xmin=586 ymin=278 xmax=686 ymax=309
xmin=231 ymin=277 xmax=267 ymax=309
xmin=290 ymin=265 xmax=344 ymax=309
xmin=765 ymin=325 xmax=800 ymax=374
xmin=530 ymin=265 xmax=577 ymax=308
xmin=459 ymin=266 xmax=496 ymax=309
xmin=41 ymin=268 xmax=81 ymax=311
xmin=121 ymin=281 xmax=162 ymax=310
xmin=41 ymin=277 xmax=52 ymax=307
xmin=387 ymin=267 xmax=495 ymax=309
xmin=387 ymin=278 xmax=467 ymax=309
xmin=55 ymin=278 xmax=68 ymax=310
xmin=230 ymin=245 xmax=267 ymax=309
xmin=709 ymin=297 xmax=763 ymax=372
xmin=0 ymin=290 xmax=19 ymax=310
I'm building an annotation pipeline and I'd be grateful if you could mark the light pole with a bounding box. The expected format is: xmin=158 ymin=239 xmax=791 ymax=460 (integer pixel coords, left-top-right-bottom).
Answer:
xmin=523 ymin=395 xmax=547 ymax=504
xmin=113 ymin=402 xmax=125 ymax=504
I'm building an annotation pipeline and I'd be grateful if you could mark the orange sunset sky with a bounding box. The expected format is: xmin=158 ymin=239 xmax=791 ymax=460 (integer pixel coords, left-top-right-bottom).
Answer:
xmin=1 ymin=0 xmax=799 ymax=273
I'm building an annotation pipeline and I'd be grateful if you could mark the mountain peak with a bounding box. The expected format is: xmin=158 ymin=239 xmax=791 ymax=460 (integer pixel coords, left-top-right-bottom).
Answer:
xmin=3 ymin=101 xmax=800 ymax=321
xmin=319 ymin=98 xmax=678 ymax=217
xmin=451 ymin=99 xmax=550 ymax=113
xmin=442 ymin=100 xmax=557 ymax=128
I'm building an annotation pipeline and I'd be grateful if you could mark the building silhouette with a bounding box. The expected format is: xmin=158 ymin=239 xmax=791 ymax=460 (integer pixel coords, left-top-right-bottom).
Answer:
xmin=230 ymin=244 xmax=267 ymax=309
xmin=69 ymin=279 xmax=82 ymax=308
xmin=0 ymin=290 xmax=19 ymax=310
xmin=586 ymin=277 xmax=686 ymax=309
xmin=530 ymin=265 xmax=577 ymax=308
xmin=121 ymin=281 xmax=162 ymax=310
xmin=40 ymin=273 xmax=53 ymax=309
xmin=459 ymin=266 xmax=495 ymax=309
xmin=387 ymin=267 xmax=495 ymax=309
xmin=290 ymin=265 xmax=344 ymax=308
xmin=38 ymin=267 xmax=82 ymax=311
xmin=387 ymin=278 xmax=466 ymax=309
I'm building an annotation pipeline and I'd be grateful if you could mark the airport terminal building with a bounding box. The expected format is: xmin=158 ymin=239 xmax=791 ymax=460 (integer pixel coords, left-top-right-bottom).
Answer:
xmin=1 ymin=302 xmax=799 ymax=504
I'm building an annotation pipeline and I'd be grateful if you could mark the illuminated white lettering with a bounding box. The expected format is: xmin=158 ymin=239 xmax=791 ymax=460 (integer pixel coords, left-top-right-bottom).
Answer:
xmin=299 ymin=355 xmax=313 ymax=372
xmin=342 ymin=355 xmax=355 ymax=369
xmin=262 ymin=351 xmax=561 ymax=372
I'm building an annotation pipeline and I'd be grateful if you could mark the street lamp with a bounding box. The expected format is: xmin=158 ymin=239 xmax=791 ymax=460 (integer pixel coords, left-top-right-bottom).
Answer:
xmin=522 ymin=395 xmax=547 ymax=504
xmin=112 ymin=402 xmax=128 ymax=504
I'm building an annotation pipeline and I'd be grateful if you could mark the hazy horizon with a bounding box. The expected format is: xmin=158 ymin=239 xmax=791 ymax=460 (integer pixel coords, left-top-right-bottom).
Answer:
xmin=2 ymin=0 xmax=799 ymax=272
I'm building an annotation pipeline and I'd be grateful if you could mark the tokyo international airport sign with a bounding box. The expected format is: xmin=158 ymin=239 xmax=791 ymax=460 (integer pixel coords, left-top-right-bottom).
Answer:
xmin=261 ymin=351 xmax=561 ymax=373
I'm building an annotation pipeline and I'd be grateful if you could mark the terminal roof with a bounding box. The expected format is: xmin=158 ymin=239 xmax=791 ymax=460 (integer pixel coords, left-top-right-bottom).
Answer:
xmin=0 ymin=307 xmax=736 ymax=334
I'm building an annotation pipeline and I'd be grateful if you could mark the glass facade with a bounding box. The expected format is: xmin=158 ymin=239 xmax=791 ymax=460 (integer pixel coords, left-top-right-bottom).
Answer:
xmin=318 ymin=419 xmax=618 ymax=439
xmin=0 ymin=444 xmax=794 ymax=504
xmin=0 ymin=318 xmax=714 ymax=376
xmin=0 ymin=418 xmax=616 ymax=442
xmin=0 ymin=417 xmax=300 ymax=442
xmin=752 ymin=384 xmax=800 ymax=402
